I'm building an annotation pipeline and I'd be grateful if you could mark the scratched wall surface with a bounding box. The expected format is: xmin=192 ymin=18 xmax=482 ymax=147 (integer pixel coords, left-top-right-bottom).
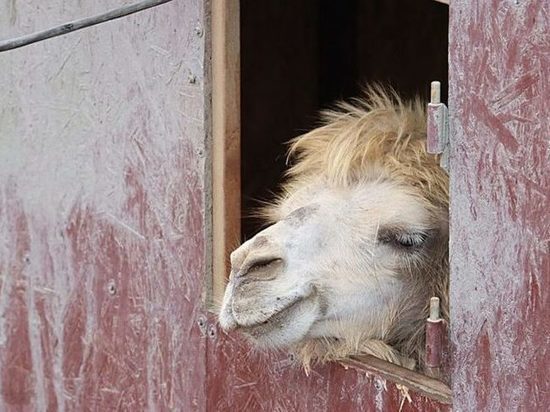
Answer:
xmin=0 ymin=2 xmax=453 ymax=411
xmin=206 ymin=331 xmax=450 ymax=411
xmin=0 ymin=0 xmax=208 ymax=410
xmin=449 ymin=0 xmax=549 ymax=410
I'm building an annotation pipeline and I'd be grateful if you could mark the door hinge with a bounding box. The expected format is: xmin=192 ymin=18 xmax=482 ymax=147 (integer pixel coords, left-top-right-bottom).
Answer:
xmin=427 ymin=81 xmax=449 ymax=173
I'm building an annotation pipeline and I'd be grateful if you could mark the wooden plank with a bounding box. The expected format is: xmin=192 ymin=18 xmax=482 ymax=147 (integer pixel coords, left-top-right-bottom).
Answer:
xmin=211 ymin=0 xmax=241 ymax=308
xmin=206 ymin=327 xmax=451 ymax=411
xmin=343 ymin=357 xmax=452 ymax=404
xmin=0 ymin=1 xmax=208 ymax=410
xmin=449 ymin=0 xmax=549 ymax=409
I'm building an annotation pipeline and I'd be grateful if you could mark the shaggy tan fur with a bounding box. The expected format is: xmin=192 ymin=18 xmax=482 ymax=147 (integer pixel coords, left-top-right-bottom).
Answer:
xmin=262 ymin=86 xmax=449 ymax=371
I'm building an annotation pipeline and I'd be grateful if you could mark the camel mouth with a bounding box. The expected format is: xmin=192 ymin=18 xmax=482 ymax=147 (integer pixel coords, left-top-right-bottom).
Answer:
xmin=232 ymin=287 xmax=319 ymax=345
xmin=235 ymin=295 xmax=305 ymax=333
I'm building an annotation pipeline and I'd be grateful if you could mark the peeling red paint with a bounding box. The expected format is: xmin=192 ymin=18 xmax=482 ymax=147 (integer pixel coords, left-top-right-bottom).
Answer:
xmin=2 ymin=0 xmax=546 ymax=410
xmin=0 ymin=1 xmax=208 ymax=410
xmin=450 ymin=0 xmax=549 ymax=410
xmin=206 ymin=324 xmax=450 ymax=411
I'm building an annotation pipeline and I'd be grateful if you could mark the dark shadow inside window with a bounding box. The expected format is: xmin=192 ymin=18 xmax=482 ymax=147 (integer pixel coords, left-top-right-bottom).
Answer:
xmin=241 ymin=0 xmax=448 ymax=238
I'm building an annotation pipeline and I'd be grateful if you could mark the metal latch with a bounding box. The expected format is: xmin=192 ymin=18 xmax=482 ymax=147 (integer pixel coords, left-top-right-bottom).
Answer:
xmin=425 ymin=296 xmax=446 ymax=379
xmin=427 ymin=81 xmax=449 ymax=173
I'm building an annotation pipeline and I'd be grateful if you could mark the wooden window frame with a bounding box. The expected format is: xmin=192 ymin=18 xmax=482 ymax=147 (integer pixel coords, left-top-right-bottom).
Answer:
xmin=209 ymin=0 xmax=451 ymax=403
xmin=211 ymin=0 xmax=240 ymax=307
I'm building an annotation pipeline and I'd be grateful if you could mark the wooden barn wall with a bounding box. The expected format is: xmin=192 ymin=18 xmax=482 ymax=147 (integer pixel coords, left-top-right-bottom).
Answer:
xmin=0 ymin=2 xmax=451 ymax=411
xmin=449 ymin=0 xmax=549 ymax=410
xmin=7 ymin=0 xmax=547 ymax=410
xmin=0 ymin=0 xmax=209 ymax=410
xmin=206 ymin=332 xmax=450 ymax=411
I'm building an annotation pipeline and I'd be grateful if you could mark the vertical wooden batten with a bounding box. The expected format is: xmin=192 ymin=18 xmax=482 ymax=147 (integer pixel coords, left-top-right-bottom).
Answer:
xmin=211 ymin=0 xmax=240 ymax=308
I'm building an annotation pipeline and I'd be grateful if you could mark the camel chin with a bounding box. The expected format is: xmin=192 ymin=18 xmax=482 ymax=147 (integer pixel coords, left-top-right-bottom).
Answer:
xmin=239 ymin=296 xmax=320 ymax=349
xmin=219 ymin=279 xmax=321 ymax=348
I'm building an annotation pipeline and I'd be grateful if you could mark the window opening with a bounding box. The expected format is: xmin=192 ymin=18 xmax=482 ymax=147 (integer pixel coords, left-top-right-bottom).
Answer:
xmin=212 ymin=0 xmax=450 ymax=398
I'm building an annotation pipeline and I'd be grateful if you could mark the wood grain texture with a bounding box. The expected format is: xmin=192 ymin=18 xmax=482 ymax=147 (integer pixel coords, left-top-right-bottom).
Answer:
xmin=211 ymin=0 xmax=241 ymax=306
xmin=0 ymin=0 xmax=208 ymax=410
xmin=449 ymin=0 xmax=549 ymax=409
xmin=206 ymin=321 xmax=451 ymax=411
xmin=344 ymin=357 xmax=451 ymax=404
xmin=9 ymin=1 xmax=549 ymax=410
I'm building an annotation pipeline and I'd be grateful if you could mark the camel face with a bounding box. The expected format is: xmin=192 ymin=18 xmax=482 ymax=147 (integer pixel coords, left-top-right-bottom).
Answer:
xmin=219 ymin=178 xmax=434 ymax=349
xmin=218 ymin=88 xmax=448 ymax=368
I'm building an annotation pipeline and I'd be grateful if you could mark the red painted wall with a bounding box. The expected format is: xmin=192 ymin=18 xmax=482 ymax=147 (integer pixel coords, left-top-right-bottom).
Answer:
xmin=2 ymin=0 xmax=546 ymax=410
xmin=449 ymin=0 xmax=549 ymax=409
xmin=0 ymin=1 xmax=208 ymax=410
xmin=0 ymin=2 xmax=450 ymax=410
xmin=205 ymin=331 xmax=450 ymax=410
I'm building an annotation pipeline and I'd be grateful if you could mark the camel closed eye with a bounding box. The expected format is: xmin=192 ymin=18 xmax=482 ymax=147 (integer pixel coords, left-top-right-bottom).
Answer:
xmin=378 ymin=229 xmax=428 ymax=249
xmin=244 ymin=258 xmax=282 ymax=275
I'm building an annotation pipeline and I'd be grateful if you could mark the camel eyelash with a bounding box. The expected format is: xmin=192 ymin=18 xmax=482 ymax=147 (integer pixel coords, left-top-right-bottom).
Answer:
xmin=377 ymin=227 xmax=429 ymax=249
xmin=394 ymin=232 xmax=428 ymax=248
xmin=246 ymin=258 xmax=282 ymax=273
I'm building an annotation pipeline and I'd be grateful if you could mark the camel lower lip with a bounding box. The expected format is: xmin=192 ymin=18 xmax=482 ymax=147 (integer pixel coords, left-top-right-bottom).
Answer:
xmin=235 ymin=296 xmax=305 ymax=334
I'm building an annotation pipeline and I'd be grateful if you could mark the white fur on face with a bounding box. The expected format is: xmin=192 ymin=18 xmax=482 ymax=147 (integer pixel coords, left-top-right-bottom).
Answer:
xmin=219 ymin=178 xmax=433 ymax=349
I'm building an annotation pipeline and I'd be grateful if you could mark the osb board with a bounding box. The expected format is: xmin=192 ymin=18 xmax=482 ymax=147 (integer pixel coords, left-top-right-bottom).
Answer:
xmin=206 ymin=326 xmax=450 ymax=411
xmin=449 ymin=0 xmax=549 ymax=410
xmin=0 ymin=1 xmax=451 ymax=411
xmin=0 ymin=0 xmax=209 ymax=410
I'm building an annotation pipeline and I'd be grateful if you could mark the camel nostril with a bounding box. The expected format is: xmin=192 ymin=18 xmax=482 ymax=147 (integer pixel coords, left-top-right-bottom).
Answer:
xmin=252 ymin=235 xmax=270 ymax=248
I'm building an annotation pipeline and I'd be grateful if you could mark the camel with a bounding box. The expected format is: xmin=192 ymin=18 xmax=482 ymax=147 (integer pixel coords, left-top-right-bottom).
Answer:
xmin=218 ymin=86 xmax=449 ymax=372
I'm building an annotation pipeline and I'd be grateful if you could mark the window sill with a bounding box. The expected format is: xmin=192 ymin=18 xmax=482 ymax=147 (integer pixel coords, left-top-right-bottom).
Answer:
xmin=340 ymin=355 xmax=452 ymax=404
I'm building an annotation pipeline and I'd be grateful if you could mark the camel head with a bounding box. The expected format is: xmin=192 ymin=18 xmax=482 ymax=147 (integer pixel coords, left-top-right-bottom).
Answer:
xmin=219 ymin=88 xmax=449 ymax=368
